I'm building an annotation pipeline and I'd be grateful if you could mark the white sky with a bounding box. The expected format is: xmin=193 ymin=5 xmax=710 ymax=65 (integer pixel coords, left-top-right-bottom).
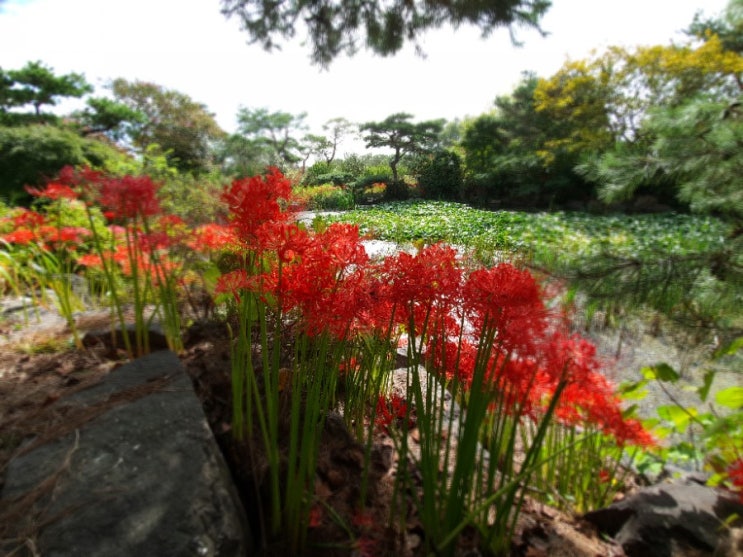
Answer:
xmin=0 ymin=0 xmax=730 ymax=150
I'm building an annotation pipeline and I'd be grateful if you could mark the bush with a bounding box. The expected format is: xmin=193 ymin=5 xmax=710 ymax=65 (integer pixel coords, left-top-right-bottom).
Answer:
xmin=418 ymin=150 xmax=463 ymax=200
xmin=0 ymin=125 xmax=128 ymax=204
xmin=351 ymin=174 xmax=392 ymax=204
xmin=293 ymin=184 xmax=354 ymax=210
xmin=384 ymin=179 xmax=410 ymax=201
xmin=461 ymin=173 xmax=497 ymax=205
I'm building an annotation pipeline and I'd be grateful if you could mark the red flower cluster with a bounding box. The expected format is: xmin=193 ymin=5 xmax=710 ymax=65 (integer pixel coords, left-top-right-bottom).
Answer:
xmin=188 ymin=168 xmax=657 ymax=450
xmin=376 ymin=394 xmax=412 ymax=433
xmin=97 ymin=175 xmax=161 ymax=220
xmin=25 ymin=182 xmax=78 ymax=200
xmin=462 ymin=264 xmax=547 ymax=354
xmin=221 ymin=167 xmax=296 ymax=245
xmin=189 ymin=223 xmax=239 ymax=252
xmin=44 ymin=166 xmax=161 ymax=221
xmin=0 ymin=207 xmax=91 ymax=252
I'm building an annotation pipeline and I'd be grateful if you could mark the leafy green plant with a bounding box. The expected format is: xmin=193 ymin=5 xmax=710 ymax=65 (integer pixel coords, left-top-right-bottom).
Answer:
xmin=621 ymin=339 xmax=743 ymax=499
xmin=292 ymin=183 xmax=354 ymax=210
xmin=417 ymin=149 xmax=464 ymax=200
xmin=324 ymin=200 xmax=736 ymax=330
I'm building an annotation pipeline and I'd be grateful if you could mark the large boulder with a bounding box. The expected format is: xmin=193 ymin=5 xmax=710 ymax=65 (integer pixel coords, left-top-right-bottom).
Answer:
xmin=584 ymin=479 xmax=743 ymax=557
xmin=1 ymin=350 xmax=252 ymax=557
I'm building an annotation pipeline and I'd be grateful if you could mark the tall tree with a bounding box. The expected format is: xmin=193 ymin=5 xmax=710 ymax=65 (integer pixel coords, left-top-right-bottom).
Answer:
xmin=533 ymin=36 xmax=743 ymax=160
xmin=73 ymin=97 xmax=146 ymax=142
xmin=221 ymin=0 xmax=550 ymax=66
xmin=360 ymin=112 xmax=443 ymax=182
xmin=590 ymin=95 xmax=743 ymax=223
xmin=320 ymin=117 xmax=354 ymax=163
xmin=0 ymin=61 xmax=92 ymax=124
xmin=688 ymin=0 xmax=743 ymax=55
xmin=111 ymin=79 xmax=226 ymax=173
xmin=460 ymin=73 xmax=590 ymax=205
xmin=233 ymin=107 xmax=308 ymax=168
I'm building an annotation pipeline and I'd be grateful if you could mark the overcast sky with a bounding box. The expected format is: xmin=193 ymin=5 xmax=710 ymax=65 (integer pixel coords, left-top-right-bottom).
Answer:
xmin=0 ymin=0 xmax=730 ymax=146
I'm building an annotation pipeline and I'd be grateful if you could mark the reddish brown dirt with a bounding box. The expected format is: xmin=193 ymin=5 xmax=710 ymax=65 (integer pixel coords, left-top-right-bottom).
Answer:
xmin=0 ymin=313 xmax=623 ymax=556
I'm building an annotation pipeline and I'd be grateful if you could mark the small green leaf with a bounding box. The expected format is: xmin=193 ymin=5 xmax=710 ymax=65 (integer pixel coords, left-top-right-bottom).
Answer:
xmin=622 ymin=404 xmax=639 ymax=418
xmin=657 ymin=405 xmax=696 ymax=430
xmin=715 ymin=387 xmax=743 ymax=410
xmin=713 ymin=337 xmax=743 ymax=359
xmin=698 ymin=370 xmax=716 ymax=403
xmin=642 ymin=363 xmax=680 ymax=383
xmin=619 ymin=380 xmax=649 ymax=401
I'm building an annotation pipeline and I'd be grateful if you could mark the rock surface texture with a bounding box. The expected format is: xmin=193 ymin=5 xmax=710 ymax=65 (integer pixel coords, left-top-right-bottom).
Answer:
xmin=584 ymin=478 xmax=743 ymax=557
xmin=1 ymin=350 xmax=251 ymax=557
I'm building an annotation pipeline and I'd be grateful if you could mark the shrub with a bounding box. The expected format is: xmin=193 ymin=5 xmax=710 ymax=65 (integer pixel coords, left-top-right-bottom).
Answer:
xmin=0 ymin=125 xmax=128 ymax=204
xmin=293 ymin=184 xmax=354 ymax=210
xmin=383 ymin=179 xmax=410 ymax=201
xmin=418 ymin=150 xmax=463 ymax=200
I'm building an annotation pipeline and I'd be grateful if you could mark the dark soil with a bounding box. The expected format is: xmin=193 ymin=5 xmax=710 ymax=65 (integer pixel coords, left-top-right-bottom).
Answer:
xmin=0 ymin=310 xmax=623 ymax=556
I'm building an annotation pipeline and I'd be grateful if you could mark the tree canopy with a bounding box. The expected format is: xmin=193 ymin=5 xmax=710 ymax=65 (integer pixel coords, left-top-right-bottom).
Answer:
xmin=361 ymin=112 xmax=443 ymax=182
xmin=0 ymin=61 xmax=92 ymax=125
xmin=221 ymin=0 xmax=550 ymax=66
xmin=111 ymin=79 xmax=226 ymax=173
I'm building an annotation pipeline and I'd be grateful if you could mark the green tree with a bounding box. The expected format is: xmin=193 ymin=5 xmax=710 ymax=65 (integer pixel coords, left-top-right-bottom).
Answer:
xmin=688 ymin=0 xmax=743 ymax=55
xmin=534 ymin=35 xmax=743 ymax=160
xmin=221 ymin=0 xmax=550 ymax=66
xmin=591 ymin=95 xmax=743 ymax=224
xmin=318 ymin=117 xmax=355 ymax=163
xmin=460 ymin=74 xmax=589 ymax=205
xmin=0 ymin=61 xmax=92 ymax=124
xmin=111 ymin=79 xmax=226 ymax=173
xmin=73 ymin=96 xmax=146 ymax=142
xmin=231 ymin=107 xmax=308 ymax=168
xmin=417 ymin=149 xmax=463 ymax=200
xmin=360 ymin=112 xmax=443 ymax=182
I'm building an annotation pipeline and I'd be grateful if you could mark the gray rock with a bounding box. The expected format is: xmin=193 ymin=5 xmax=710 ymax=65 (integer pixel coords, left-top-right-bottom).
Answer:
xmin=82 ymin=323 xmax=170 ymax=353
xmin=1 ymin=350 xmax=251 ymax=557
xmin=584 ymin=480 xmax=743 ymax=557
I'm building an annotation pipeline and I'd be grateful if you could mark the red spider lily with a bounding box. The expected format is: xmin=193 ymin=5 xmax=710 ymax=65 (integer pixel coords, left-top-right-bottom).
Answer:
xmin=462 ymin=264 xmax=547 ymax=353
xmin=77 ymin=253 xmax=105 ymax=268
xmin=378 ymin=244 xmax=463 ymax=336
xmin=55 ymin=165 xmax=104 ymax=187
xmin=38 ymin=225 xmax=91 ymax=245
xmin=250 ymin=222 xmax=372 ymax=339
xmin=728 ymin=459 xmax=743 ymax=503
xmin=189 ymin=223 xmax=239 ymax=252
xmin=555 ymin=371 xmax=655 ymax=447
xmin=96 ymin=174 xmax=161 ymax=220
xmin=25 ymin=182 xmax=78 ymax=200
xmin=222 ymin=167 xmax=295 ymax=245
xmin=51 ymin=166 xmax=160 ymax=221
xmin=424 ymin=336 xmax=477 ymax=385
xmin=2 ymin=228 xmax=36 ymax=245
xmin=138 ymin=231 xmax=172 ymax=252
xmin=376 ymin=394 xmax=412 ymax=433
xmin=158 ymin=214 xmax=186 ymax=229
xmin=254 ymin=221 xmax=311 ymax=263
xmin=12 ymin=209 xmax=45 ymax=229
xmin=308 ymin=504 xmax=324 ymax=528
xmin=214 ymin=269 xmax=251 ymax=302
